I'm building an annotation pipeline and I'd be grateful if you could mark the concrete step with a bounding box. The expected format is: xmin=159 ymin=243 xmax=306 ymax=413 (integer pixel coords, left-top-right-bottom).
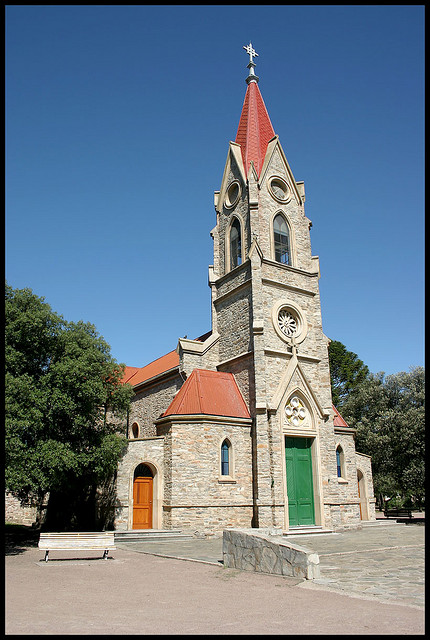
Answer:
xmin=283 ymin=526 xmax=335 ymax=536
xmin=361 ymin=519 xmax=405 ymax=527
xmin=114 ymin=529 xmax=195 ymax=542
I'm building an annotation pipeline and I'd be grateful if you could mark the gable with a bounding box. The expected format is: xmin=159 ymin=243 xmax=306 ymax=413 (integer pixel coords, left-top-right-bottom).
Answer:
xmin=259 ymin=137 xmax=303 ymax=206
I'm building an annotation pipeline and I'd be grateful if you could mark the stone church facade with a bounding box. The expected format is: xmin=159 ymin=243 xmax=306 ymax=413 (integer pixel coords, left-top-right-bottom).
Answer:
xmin=114 ymin=47 xmax=376 ymax=535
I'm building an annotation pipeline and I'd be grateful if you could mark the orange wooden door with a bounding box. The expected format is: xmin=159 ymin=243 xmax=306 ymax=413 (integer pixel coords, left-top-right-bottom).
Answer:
xmin=133 ymin=476 xmax=153 ymax=529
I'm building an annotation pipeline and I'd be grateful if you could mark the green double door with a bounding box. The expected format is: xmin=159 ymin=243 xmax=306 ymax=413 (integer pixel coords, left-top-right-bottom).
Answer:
xmin=285 ymin=436 xmax=315 ymax=526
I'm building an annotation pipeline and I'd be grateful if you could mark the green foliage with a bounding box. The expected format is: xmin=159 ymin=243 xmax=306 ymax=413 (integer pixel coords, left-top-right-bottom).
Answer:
xmin=341 ymin=367 xmax=425 ymax=506
xmin=5 ymin=283 xmax=134 ymax=507
xmin=328 ymin=340 xmax=369 ymax=407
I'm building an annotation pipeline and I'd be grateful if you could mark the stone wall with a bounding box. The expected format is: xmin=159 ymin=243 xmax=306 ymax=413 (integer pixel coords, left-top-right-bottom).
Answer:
xmin=223 ymin=528 xmax=320 ymax=579
xmin=5 ymin=493 xmax=39 ymax=526
xmin=217 ymin=352 xmax=255 ymax=418
xmin=128 ymin=373 xmax=183 ymax=438
xmin=157 ymin=415 xmax=254 ymax=533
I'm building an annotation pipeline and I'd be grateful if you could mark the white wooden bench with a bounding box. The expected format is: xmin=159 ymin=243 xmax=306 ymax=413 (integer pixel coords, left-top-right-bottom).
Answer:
xmin=38 ymin=532 xmax=116 ymax=562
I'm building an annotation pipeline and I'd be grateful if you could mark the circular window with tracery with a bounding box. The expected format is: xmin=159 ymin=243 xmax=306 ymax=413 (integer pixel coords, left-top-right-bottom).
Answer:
xmin=285 ymin=396 xmax=308 ymax=427
xmin=271 ymin=300 xmax=308 ymax=345
xmin=278 ymin=309 xmax=298 ymax=337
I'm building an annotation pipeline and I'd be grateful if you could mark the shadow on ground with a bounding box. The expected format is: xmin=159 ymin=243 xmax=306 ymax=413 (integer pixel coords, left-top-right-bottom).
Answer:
xmin=5 ymin=524 xmax=40 ymax=556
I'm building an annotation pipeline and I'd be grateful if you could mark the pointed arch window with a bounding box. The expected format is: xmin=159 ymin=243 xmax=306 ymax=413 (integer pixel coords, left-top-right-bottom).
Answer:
xmin=230 ymin=218 xmax=242 ymax=269
xmin=274 ymin=214 xmax=290 ymax=265
xmin=336 ymin=445 xmax=346 ymax=480
xmin=221 ymin=439 xmax=231 ymax=476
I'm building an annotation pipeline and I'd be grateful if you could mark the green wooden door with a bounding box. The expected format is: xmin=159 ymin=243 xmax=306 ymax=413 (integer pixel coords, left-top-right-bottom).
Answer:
xmin=285 ymin=436 xmax=315 ymax=526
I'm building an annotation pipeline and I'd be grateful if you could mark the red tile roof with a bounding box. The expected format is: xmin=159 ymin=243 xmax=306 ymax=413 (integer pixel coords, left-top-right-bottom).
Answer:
xmin=121 ymin=366 xmax=141 ymax=384
xmin=122 ymin=350 xmax=179 ymax=387
xmin=162 ymin=369 xmax=250 ymax=419
xmin=235 ymin=80 xmax=276 ymax=177
xmin=332 ymin=405 xmax=351 ymax=428
xmin=121 ymin=332 xmax=211 ymax=388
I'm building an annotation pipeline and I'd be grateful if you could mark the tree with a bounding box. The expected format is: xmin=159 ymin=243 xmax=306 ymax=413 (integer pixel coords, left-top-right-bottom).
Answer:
xmin=341 ymin=367 xmax=425 ymax=509
xmin=5 ymin=283 xmax=134 ymax=528
xmin=328 ymin=340 xmax=369 ymax=407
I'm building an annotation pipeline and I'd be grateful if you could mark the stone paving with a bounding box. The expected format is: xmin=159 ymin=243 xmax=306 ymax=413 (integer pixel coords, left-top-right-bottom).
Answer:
xmin=290 ymin=522 xmax=425 ymax=609
xmin=116 ymin=521 xmax=425 ymax=609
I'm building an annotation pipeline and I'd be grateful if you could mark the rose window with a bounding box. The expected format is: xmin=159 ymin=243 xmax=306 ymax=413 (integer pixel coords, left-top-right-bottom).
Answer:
xmin=285 ymin=396 xmax=308 ymax=426
xmin=278 ymin=309 xmax=297 ymax=337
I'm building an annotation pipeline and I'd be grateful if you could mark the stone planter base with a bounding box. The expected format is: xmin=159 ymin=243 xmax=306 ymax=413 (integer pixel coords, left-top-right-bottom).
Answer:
xmin=223 ymin=528 xmax=320 ymax=580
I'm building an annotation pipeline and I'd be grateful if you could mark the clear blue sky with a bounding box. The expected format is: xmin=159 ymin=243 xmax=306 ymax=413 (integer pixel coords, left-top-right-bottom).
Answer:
xmin=6 ymin=5 xmax=424 ymax=376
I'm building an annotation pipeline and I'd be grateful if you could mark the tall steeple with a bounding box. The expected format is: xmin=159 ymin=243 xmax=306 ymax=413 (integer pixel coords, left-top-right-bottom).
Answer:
xmin=235 ymin=43 xmax=276 ymax=177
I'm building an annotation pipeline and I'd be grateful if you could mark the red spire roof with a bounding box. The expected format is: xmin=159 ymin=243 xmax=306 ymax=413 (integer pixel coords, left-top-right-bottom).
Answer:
xmin=235 ymin=80 xmax=276 ymax=177
xmin=162 ymin=369 xmax=250 ymax=419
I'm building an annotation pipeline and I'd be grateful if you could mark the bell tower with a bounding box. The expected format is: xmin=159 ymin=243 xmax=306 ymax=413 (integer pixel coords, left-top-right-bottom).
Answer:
xmin=210 ymin=44 xmax=338 ymax=530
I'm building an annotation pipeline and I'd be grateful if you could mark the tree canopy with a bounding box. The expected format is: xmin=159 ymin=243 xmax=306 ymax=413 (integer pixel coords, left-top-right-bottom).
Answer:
xmin=341 ymin=367 xmax=425 ymax=508
xmin=5 ymin=283 xmax=134 ymax=522
xmin=328 ymin=339 xmax=369 ymax=407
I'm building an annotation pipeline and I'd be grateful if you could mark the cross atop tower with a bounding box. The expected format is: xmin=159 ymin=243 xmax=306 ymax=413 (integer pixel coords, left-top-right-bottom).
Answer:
xmin=243 ymin=42 xmax=259 ymax=65
xmin=243 ymin=41 xmax=259 ymax=84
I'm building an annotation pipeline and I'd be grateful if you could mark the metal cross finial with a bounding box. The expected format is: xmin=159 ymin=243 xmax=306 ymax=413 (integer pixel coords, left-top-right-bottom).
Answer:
xmin=243 ymin=42 xmax=259 ymax=84
xmin=243 ymin=42 xmax=258 ymax=64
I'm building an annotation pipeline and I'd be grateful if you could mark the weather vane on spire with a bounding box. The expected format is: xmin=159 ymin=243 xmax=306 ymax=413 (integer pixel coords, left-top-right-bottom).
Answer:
xmin=243 ymin=42 xmax=259 ymax=84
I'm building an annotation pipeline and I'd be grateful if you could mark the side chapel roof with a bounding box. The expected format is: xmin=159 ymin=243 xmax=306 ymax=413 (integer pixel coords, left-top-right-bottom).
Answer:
xmin=332 ymin=405 xmax=352 ymax=428
xmin=121 ymin=332 xmax=211 ymax=388
xmin=121 ymin=351 xmax=179 ymax=387
xmin=162 ymin=369 xmax=251 ymax=419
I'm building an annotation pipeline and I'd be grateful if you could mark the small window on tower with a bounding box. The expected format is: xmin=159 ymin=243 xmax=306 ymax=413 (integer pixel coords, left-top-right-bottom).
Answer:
xmin=274 ymin=214 xmax=290 ymax=265
xmin=230 ymin=218 xmax=242 ymax=269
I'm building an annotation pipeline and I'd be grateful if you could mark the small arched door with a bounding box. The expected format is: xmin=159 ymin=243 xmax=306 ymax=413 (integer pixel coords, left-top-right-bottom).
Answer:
xmin=133 ymin=464 xmax=153 ymax=529
xmin=357 ymin=469 xmax=368 ymax=521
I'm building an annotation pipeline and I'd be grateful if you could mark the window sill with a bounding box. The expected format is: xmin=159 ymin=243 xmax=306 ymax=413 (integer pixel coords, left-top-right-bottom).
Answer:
xmin=337 ymin=478 xmax=348 ymax=484
xmin=218 ymin=477 xmax=236 ymax=484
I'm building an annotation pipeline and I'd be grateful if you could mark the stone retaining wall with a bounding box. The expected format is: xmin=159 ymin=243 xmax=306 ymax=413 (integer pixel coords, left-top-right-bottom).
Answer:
xmin=223 ymin=528 xmax=320 ymax=579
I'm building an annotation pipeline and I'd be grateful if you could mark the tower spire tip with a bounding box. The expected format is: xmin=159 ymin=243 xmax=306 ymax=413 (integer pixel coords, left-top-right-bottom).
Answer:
xmin=243 ymin=42 xmax=259 ymax=84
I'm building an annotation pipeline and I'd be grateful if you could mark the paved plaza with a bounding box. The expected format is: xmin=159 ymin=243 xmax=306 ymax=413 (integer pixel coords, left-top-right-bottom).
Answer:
xmin=114 ymin=520 xmax=424 ymax=609
xmin=5 ymin=519 xmax=424 ymax=635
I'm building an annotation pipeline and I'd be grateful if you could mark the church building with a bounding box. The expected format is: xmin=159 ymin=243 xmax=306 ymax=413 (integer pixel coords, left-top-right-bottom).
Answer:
xmin=115 ymin=45 xmax=376 ymax=534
